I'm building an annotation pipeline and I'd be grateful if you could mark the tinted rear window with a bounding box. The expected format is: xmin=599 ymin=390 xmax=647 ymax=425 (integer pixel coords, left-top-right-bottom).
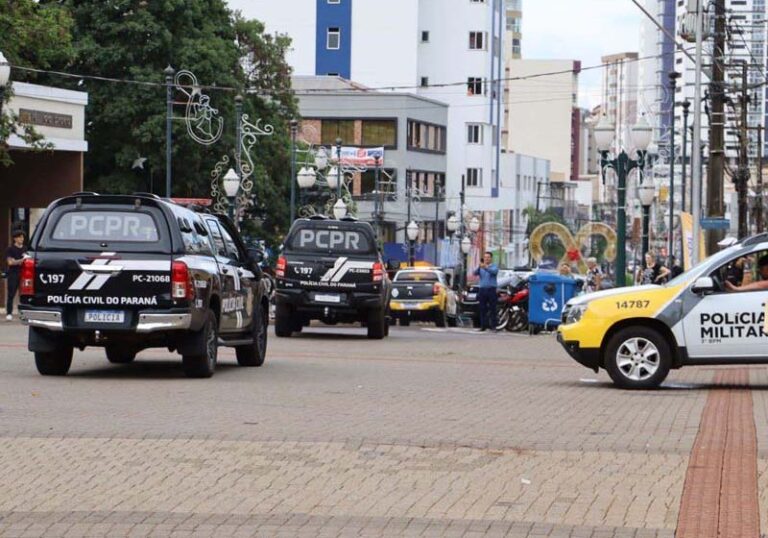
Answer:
xmin=288 ymin=225 xmax=373 ymax=254
xmin=52 ymin=211 xmax=159 ymax=242
xmin=395 ymin=271 xmax=440 ymax=282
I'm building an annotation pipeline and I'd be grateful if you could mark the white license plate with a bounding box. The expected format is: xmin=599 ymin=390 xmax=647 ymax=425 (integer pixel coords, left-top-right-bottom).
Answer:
xmin=466 ymin=294 xmax=477 ymax=301
xmin=315 ymin=294 xmax=341 ymax=304
xmin=84 ymin=310 xmax=125 ymax=323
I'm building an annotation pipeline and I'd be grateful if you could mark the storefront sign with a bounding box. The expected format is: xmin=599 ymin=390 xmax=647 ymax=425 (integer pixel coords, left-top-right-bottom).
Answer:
xmin=18 ymin=108 xmax=73 ymax=129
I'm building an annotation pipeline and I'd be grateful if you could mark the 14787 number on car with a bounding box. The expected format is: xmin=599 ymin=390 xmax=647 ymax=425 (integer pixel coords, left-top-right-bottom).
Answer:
xmin=615 ymin=300 xmax=650 ymax=309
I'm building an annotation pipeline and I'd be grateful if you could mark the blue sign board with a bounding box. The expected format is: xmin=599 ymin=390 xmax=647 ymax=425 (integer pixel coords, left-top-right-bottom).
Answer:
xmin=700 ymin=217 xmax=730 ymax=230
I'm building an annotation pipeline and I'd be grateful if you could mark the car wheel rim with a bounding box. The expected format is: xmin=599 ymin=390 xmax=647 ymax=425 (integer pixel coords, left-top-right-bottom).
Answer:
xmin=616 ymin=337 xmax=659 ymax=381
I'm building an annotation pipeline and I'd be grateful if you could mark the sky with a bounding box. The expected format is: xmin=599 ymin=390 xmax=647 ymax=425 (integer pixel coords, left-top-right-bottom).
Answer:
xmin=522 ymin=0 xmax=643 ymax=108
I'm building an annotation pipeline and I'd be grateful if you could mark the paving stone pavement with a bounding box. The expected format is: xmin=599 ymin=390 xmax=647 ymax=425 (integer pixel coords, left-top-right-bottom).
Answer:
xmin=0 ymin=322 xmax=757 ymax=537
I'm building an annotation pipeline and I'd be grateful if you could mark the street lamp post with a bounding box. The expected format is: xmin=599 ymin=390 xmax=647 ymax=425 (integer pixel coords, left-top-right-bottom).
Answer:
xmin=289 ymin=119 xmax=298 ymax=223
xmin=681 ymin=100 xmax=691 ymax=213
xmin=223 ymin=168 xmax=239 ymax=223
xmin=164 ymin=65 xmax=175 ymax=198
xmin=374 ymin=155 xmax=382 ymax=246
xmin=638 ymin=182 xmax=656 ymax=259
xmin=407 ymin=221 xmax=419 ymax=267
xmin=459 ymin=174 xmax=467 ymax=288
xmin=406 ymin=169 xmax=413 ymax=265
xmin=595 ymin=114 xmax=652 ymax=287
xmin=668 ymin=71 xmax=681 ymax=266
xmin=335 ymin=138 xmax=342 ymax=199
xmin=434 ymin=178 xmax=441 ymax=266
xmin=0 ymin=52 xmax=11 ymax=116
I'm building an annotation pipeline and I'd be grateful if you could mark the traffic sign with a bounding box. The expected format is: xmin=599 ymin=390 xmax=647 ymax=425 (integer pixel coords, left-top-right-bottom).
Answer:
xmin=700 ymin=217 xmax=730 ymax=230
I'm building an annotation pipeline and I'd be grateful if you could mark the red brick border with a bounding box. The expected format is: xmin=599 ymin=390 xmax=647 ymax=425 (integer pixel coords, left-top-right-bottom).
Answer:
xmin=676 ymin=369 xmax=759 ymax=537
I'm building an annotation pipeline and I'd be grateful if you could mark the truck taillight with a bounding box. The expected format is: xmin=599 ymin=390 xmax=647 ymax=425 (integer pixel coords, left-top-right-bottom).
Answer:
xmin=432 ymin=282 xmax=441 ymax=296
xmin=20 ymin=258 xmax=35 ymax=297
xmin=372 ymin=262 xmax=383 ymax=282
xmin=276 ymin=256 xmax=287 ymax=279
xmin=171 ymin=261 xmax=193 ymax=300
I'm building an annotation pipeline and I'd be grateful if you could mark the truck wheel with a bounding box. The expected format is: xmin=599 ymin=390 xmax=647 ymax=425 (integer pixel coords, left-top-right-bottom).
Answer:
xmin=275 ymin=303 xmax=293 ymax=338
xmin=236 ymin=305 xmax=268 ymax=367
xmin=434 ymin=309 xmax=447 ymax=328
xmin=35 ymin=346 xmax=73 ymax=376
xmin=367 ymin=308 xmax=386 ymax=339
xmin=182 ymin=311 xmax=218 ymax=378
xmin=605 ymin=326 xmax=671 ymax=390
xmin=106 ymin=347 xmax=136 ymax=364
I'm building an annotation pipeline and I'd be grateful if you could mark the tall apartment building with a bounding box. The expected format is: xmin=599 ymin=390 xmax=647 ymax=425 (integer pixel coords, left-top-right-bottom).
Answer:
xmin=504 ymin=59 xmax=582 ymax=181
xmin=601 ymin=52 xmax=639 ymax=153
xmin=237 ymin=0 xmax=508 ymax=214
xmin=505 ymin=0 xmax=522 ymax=59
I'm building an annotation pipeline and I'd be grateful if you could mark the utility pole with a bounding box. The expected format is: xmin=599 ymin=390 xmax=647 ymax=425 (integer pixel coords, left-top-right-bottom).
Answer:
xmin=758 ymin=125 xmax=764 ymax=233
xmin=460 ymin=175 xmax=466 ymax=288
xmin=373 ymin=155 xmax=381 ymax=247
xmin=682 ymin=100 xmax=691 ymax=213
xmin=736 ymin=62 xmax=750 ymax=238
xmin=406 ymin=168 xmax=413 ymax=267
xmin=691 ymin=0 xmax=705 ymax=265
xmin=164 ymin=65 xmax=175 ymax=198
xmin=434 ymin=178 xmax=441 ymax=266
xmin=668 ymin=71 xmax=680 ymax=266
xmin=706 ymin=0 xmax=726 ymax=251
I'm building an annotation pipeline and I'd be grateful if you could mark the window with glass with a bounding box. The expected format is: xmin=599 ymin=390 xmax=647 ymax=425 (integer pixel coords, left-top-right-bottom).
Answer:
xmin=359 ymin=169 xmax=397 ymax=198
xmin=467 ymin=123 xmax=483 ymax=144
xmin=467 ymin=77 xmax=483 ymax=96
xmin=466 ymin=168 xmax=482 ymax=187
xmin=327 ymin=27 xmax=340 ymax=50
xmin=361 ymin=119 xmax=397 ymax=147
xmin=407 ymin=120 xmax=447 ymax=153
xmin=469 ymin=31 xmax=486 ymax=50
xmin=321 ymin=119 xmax=355 ymax=145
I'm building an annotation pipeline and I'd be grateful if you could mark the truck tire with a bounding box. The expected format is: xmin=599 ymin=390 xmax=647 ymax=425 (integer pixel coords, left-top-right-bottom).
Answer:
xmin=367 ymin=308 xmax=386 ymax=339
xmin=275 ymin=303 xmax=293 ymax=337
xmin=35 ymin=346 xmax=73 ymax=376
xmin=182 ymin=311 xmax=218 ymax=378
xmin=236 ymin=304 xmax=268 ymax=367
xmin=106 ymin=347 xmax=136 ymax=364
xmin=604 ymin=326 xmax=671 ymax=390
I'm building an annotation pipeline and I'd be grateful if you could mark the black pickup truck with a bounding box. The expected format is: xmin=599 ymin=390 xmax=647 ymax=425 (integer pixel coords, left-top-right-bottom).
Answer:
xmin=274 ymin=216 xmax=391 ymax=339
xmin=18 ymin=193 xmax=269 ymax=378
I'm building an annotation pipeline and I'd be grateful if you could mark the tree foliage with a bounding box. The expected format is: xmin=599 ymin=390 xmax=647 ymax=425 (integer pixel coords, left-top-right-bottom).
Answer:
xmin=38 ymin=0 xmax=298 ymax=246
xmin=0 ymin=0 xmax=73 ymax=165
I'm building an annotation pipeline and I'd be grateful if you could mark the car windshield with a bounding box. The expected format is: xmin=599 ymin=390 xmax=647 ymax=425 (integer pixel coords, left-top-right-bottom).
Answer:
xmin=395 ymin=271 xmax=439 ymax=282
xmin=51 ymin=211 xmax=160 ymax=242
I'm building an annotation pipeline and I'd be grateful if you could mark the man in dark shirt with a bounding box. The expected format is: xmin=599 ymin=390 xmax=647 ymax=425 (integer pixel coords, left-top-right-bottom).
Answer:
xmin=474 ymin=251 xmax=499 ymax=332
xmin=5 ymin=231 xmax=27 ymax=321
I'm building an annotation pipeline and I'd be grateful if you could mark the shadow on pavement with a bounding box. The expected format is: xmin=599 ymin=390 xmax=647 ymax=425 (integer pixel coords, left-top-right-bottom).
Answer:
xmin=68 ymin=360 xmax=242 ymax=380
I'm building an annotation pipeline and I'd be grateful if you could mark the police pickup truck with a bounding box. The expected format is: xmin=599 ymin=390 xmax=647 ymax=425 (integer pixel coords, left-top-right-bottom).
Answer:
xmin=275 ymin=216 xmax=391 ymax=338
xmin=19 ymin=193 xmax=269 ymax=378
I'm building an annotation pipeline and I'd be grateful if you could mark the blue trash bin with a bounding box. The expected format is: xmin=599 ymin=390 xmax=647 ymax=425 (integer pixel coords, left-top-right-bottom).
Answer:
xmin=528 ymin=272 xmax=578 ymax=331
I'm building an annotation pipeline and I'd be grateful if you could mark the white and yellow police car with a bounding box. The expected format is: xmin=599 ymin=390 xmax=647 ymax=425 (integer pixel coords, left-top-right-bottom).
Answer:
xmin=558 ymin=233 xmax=768 ymax=389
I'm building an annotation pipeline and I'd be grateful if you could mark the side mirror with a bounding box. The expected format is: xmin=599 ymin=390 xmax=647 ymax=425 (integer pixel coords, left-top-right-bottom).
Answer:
xmin=692 ymin=276 xmax=715 ymax=295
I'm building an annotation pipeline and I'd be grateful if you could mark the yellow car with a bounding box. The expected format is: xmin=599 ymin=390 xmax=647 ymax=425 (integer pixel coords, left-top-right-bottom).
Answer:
xmin=558 ymin=234 xmax=768 ymax=389
xmin=389 ymin=268 xmax=457 ymax=327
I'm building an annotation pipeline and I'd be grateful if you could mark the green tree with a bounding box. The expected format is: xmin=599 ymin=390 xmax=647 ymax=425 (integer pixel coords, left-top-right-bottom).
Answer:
xmin=54 ymin=1 xmax=297 ymax=246
xmin=0 ymin=0 xmax=74 ymax=165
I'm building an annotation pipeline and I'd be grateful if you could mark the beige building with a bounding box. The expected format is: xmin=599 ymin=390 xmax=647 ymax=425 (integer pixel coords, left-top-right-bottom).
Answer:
xmin=504 ymin=59 xmax=581 ymax=181
xmin=600 ymin=52 xmax=639 ymax=153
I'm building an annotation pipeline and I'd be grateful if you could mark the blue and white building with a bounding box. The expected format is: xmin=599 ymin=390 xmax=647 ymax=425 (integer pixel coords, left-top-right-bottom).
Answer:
xmin=232 ymin=0 xmax=511 ymax=215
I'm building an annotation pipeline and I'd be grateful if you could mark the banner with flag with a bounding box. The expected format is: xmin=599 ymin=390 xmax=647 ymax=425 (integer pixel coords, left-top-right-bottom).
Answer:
xmin=339 ymin=147 xmax=384 ymax=167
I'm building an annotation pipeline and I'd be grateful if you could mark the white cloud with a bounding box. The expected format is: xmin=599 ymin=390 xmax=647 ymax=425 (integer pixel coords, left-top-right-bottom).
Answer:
xmin=522 ymin=0 xmax=643 ymax=108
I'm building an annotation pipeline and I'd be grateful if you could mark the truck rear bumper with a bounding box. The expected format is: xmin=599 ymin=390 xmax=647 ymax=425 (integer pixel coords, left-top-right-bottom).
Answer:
xmin=20 ymin=308 xmax=192 ymax=333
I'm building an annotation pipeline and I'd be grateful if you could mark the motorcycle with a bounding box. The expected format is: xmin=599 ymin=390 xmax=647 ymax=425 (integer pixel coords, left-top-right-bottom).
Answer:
xmin=496 ymin=278 xmax=530 ymax=332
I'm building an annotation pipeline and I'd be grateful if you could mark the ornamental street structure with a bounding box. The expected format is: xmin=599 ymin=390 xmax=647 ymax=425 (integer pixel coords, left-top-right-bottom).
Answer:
xmin=0 ymin=82 xmax=88 ymax=310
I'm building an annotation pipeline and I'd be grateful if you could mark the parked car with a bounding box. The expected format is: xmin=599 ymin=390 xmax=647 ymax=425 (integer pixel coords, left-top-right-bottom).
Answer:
xmin=389 ymin=268 xmax=457 ymax=327
xmin=274 ymin=216 xmax=391 ymax=339
xmin=19 ymin=193 xmax=270 ymax=378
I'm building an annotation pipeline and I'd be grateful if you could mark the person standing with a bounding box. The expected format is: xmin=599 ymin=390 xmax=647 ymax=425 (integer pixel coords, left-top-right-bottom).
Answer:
xmin=636 ymin=252 xmax=670 ymax=285
xmin=5 ymin=231 xmax=27 ymax=321
xmin=585 ymin=257 xmax=603 ymax=293
xmin=474 ymin=251 xmax=499 ymax=332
